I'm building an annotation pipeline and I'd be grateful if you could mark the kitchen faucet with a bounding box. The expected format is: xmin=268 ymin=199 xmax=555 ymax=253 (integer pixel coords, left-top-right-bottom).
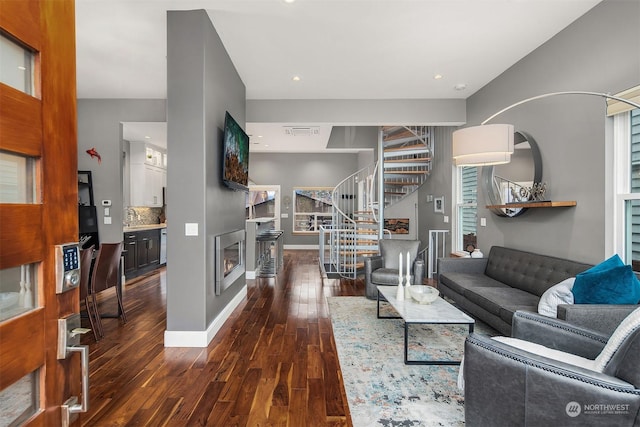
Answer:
xmin=125 ymin=207 xmax=137 ymax=226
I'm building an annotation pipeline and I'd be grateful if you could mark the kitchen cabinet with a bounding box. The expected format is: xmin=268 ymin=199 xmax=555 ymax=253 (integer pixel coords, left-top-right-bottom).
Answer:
xmin=124 ymin=233 xmax=138 ymax=277
xmin=123 ymin=227 xmax=162 ymax=279
xmin=137 ymin=229 xmax=160 ymax=268
xmin=130 ymin=163 xmax=165 ymax=207
xmin=129 ymin=142 xmax=166 ymax=207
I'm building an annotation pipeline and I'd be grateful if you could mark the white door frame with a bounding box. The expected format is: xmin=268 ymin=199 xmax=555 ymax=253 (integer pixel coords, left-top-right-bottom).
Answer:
xmin=248 ymin=185 xmax=281 ymax=230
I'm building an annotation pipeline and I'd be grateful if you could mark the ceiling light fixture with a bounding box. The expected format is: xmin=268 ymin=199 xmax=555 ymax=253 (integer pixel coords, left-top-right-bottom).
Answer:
xmin=292 ymin=75 xmax=301 ymax=82
xmin=144 ymin=135 xmax=151 ymax=139
xmin=452 ymin=90 xmax=640 ymax=167
xmin=454 ymin=83 xmax=467 ymax=91
xmin=434 ymin=74 xmax=443 ymax=80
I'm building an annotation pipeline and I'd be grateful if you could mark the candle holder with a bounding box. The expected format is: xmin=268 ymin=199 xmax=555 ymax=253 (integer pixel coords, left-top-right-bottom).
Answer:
xmin=395 ymin=275 xmax=404 ymax=301
xmin=405 ymin=274 xmax=413 ymax=299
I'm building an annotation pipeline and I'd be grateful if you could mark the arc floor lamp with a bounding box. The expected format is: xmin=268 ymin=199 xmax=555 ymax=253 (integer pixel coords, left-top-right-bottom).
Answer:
xmin=452 ymin=90 xmax=640 ymax=167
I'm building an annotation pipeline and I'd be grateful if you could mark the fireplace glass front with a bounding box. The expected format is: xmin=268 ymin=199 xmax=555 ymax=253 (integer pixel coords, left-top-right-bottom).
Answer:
xmin=215 ymin=229 xmax=245 ymax=295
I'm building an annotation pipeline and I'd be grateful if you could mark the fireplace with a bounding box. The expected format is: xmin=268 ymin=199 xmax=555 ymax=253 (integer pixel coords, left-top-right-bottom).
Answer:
xmin=215 ymin=229 xmax=245 ymax=295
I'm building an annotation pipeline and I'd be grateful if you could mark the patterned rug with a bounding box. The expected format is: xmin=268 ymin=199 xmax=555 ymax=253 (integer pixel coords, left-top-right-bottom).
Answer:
xmin=328 ymin=296 xmax=496 ymax=427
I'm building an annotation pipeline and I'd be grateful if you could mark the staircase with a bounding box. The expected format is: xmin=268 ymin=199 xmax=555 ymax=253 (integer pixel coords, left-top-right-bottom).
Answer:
xmin=321 ymin=126 xmax=433 ymax=279
xmin=382 ymin=125 xmax=433 ymax=207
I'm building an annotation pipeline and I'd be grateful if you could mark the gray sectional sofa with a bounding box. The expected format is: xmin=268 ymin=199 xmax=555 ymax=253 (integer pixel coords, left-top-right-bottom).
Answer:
xmin=437 ymin=246 xmax=638 ymax=336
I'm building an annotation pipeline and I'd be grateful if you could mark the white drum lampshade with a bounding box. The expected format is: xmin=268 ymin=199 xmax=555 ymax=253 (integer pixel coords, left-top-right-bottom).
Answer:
xmin=452 ymin=124 xmax=514 ymax=166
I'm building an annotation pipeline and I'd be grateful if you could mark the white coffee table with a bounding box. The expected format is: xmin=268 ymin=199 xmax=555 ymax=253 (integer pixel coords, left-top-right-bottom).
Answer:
xmin=377 ymin=285 xmax=475 ymax=365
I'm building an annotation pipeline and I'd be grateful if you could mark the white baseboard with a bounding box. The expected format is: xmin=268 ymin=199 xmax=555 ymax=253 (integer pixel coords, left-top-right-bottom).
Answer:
xmin=164 ymin=284 xmax=248 ymax=347
xmin=245 ymin=269 xmax=258 ymax=279
xmin=283 ymin=244 xmax=318 ymax=250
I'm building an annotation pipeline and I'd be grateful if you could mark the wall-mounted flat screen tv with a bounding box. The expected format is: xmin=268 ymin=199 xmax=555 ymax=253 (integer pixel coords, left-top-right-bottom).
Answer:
xmin=222 ymin=111 xmax=250 ymax=192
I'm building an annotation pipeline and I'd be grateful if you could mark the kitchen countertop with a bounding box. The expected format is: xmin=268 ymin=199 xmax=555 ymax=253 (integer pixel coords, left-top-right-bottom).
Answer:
xmin=246 ymin=217 xmax=275 ymax=223
xmin=123 ymin=224 xmax=167 ymax=232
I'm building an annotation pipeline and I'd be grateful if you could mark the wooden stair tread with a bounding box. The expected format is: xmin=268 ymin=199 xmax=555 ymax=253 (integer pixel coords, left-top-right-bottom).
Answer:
xmin=384 ymin=158 xmax=431 ymax=163
xmin=383 ymin=170 xmax=429 ymax=175
xmin=342 ymin=262 xmax=365 ymax=269
xmin=384 ymin=144 xmax=428 ymax=152
xmin=339 ymin=250 xmax=378 ymax=256
xmin=384 ymin=181 xmax=419 ymax=185
xmin=383 ymin=129 xmax=416 ymax=141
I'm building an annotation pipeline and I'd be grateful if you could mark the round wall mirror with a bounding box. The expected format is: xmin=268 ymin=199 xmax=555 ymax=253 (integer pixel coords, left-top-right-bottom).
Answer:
xmin=481 ymin=130 xmax=542 ymax=217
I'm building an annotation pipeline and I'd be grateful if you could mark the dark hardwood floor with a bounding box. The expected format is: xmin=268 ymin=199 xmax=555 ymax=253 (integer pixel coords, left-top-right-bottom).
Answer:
xmin=81 ymin=250 xmax=363 ymax=426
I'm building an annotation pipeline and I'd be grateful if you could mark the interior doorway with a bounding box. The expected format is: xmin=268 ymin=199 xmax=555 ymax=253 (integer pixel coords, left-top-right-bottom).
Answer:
xmin=247 ymin=185 xmax=281 ymax=230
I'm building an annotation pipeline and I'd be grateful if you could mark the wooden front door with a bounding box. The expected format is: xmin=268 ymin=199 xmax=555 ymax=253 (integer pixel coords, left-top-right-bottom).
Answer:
xmin=0 ymin=0 xmax=81 ymax=425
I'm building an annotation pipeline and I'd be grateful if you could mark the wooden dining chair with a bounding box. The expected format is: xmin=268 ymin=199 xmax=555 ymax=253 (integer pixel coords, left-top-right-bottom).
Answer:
xmin=80 ymin=245 xmax=101 ymax=341
xmin=90 ymin=242 xmax=126 ymax=338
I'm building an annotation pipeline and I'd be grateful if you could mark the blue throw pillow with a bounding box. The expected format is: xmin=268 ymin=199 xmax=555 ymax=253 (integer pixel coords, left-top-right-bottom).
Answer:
xmin=581 ymin=254 xmax=624 ymax=274
xmin=572 ymin=264 xmax=640 ymax=304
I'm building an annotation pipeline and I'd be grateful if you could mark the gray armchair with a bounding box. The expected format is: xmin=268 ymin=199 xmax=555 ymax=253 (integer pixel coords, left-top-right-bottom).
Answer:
xmin=364 ymin=239 xmax=425 ymax=300
xmin=464 ymin=310 xmax=640 ymax=426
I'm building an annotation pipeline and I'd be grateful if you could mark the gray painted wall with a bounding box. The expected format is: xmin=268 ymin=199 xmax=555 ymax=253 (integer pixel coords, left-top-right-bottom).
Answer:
xmin=247 ymin=99 xmax=466 ymax=125
xmin=385 ymin=191 xmax=419 ymax=241
xmin=466 ymin=0 xmax=639 ymax=264
xmin=328 ymin=125 xmax=377 ymax=180
xmin=77 ymin=99 xmax=166 ymax=243
xmin=417 ymin=127 xmax=456 ymax=249
xmin=327 ymin=126 xmax=378 ymax=151
xmin=166 ymin=10 xmax=246 ymax=332
xmin=249 ymin=153 xmax=359 ymax=246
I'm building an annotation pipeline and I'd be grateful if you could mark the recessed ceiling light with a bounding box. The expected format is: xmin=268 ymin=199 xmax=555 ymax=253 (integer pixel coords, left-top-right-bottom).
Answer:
xmin=292 ymin=75 xmax=301 ymax=82
xmin=454 ymin=83 xmax=467 ymax=91
xmin=434 ymin=74 xmax=443 ymax=80
xmin=258 ymin=135 xmax=263 ymax=138
xmin=144 ymin=135 xmax=151 ymax=139
xmin=17 ymin=66 xmax=26 ymax=71
xmin=284 ymin=0 xmax=296 ymax=3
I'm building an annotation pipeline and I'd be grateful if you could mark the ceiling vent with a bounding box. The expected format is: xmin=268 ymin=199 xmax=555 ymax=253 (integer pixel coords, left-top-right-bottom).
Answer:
xmin=283 ymin=126 xmax=320 ymax=137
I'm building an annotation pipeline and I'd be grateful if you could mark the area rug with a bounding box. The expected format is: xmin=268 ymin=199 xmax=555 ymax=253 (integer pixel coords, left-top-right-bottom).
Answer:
xmin=328 ymin=296 xmax=495 ymax=427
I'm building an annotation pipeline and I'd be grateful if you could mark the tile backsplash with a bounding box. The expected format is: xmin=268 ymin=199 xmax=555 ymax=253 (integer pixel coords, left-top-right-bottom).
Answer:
xmin=126 ymin=206 xmax=164 ymax=226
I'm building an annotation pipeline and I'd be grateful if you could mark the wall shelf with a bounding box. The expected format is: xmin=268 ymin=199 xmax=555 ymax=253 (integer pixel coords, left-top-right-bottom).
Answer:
xmin=486 ymin=200 xmax=577 ymax=209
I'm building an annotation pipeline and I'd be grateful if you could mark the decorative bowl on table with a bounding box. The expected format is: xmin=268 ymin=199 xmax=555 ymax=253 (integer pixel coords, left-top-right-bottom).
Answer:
xmin=408 ymin=285 xmax=439 ymax=304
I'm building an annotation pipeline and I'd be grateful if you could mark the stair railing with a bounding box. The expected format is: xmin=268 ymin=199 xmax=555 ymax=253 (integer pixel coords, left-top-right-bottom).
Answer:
xmin=327 ymin=162 xmax=379 ymax=279
xmin=324 ymin=126 xmax=435 ymax=279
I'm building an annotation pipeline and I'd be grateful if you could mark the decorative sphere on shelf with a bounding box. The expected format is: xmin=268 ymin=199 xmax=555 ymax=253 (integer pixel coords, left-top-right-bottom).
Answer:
xmin=471 ymin=248 xmax=484 ymax=258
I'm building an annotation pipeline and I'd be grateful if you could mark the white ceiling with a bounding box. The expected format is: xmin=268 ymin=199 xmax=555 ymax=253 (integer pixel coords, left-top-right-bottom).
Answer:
xmin=78 ymin=0 xmax=602 ymax=151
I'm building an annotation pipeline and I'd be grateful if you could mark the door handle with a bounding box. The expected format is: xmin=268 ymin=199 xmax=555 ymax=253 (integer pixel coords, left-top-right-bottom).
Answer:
xmin=58 ymin=314 xmax=90 ymax=426
xmin=61 ymin=345 xmax=89 ymax=426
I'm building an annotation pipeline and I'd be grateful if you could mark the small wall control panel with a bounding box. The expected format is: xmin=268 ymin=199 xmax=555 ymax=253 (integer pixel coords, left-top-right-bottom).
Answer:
xmin=55 ymin=243 xmax=81 ymax=294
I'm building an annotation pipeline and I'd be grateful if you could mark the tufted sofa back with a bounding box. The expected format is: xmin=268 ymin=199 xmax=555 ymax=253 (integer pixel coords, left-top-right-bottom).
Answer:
xmin=484 ymin=246 xmax=592 ymax=297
